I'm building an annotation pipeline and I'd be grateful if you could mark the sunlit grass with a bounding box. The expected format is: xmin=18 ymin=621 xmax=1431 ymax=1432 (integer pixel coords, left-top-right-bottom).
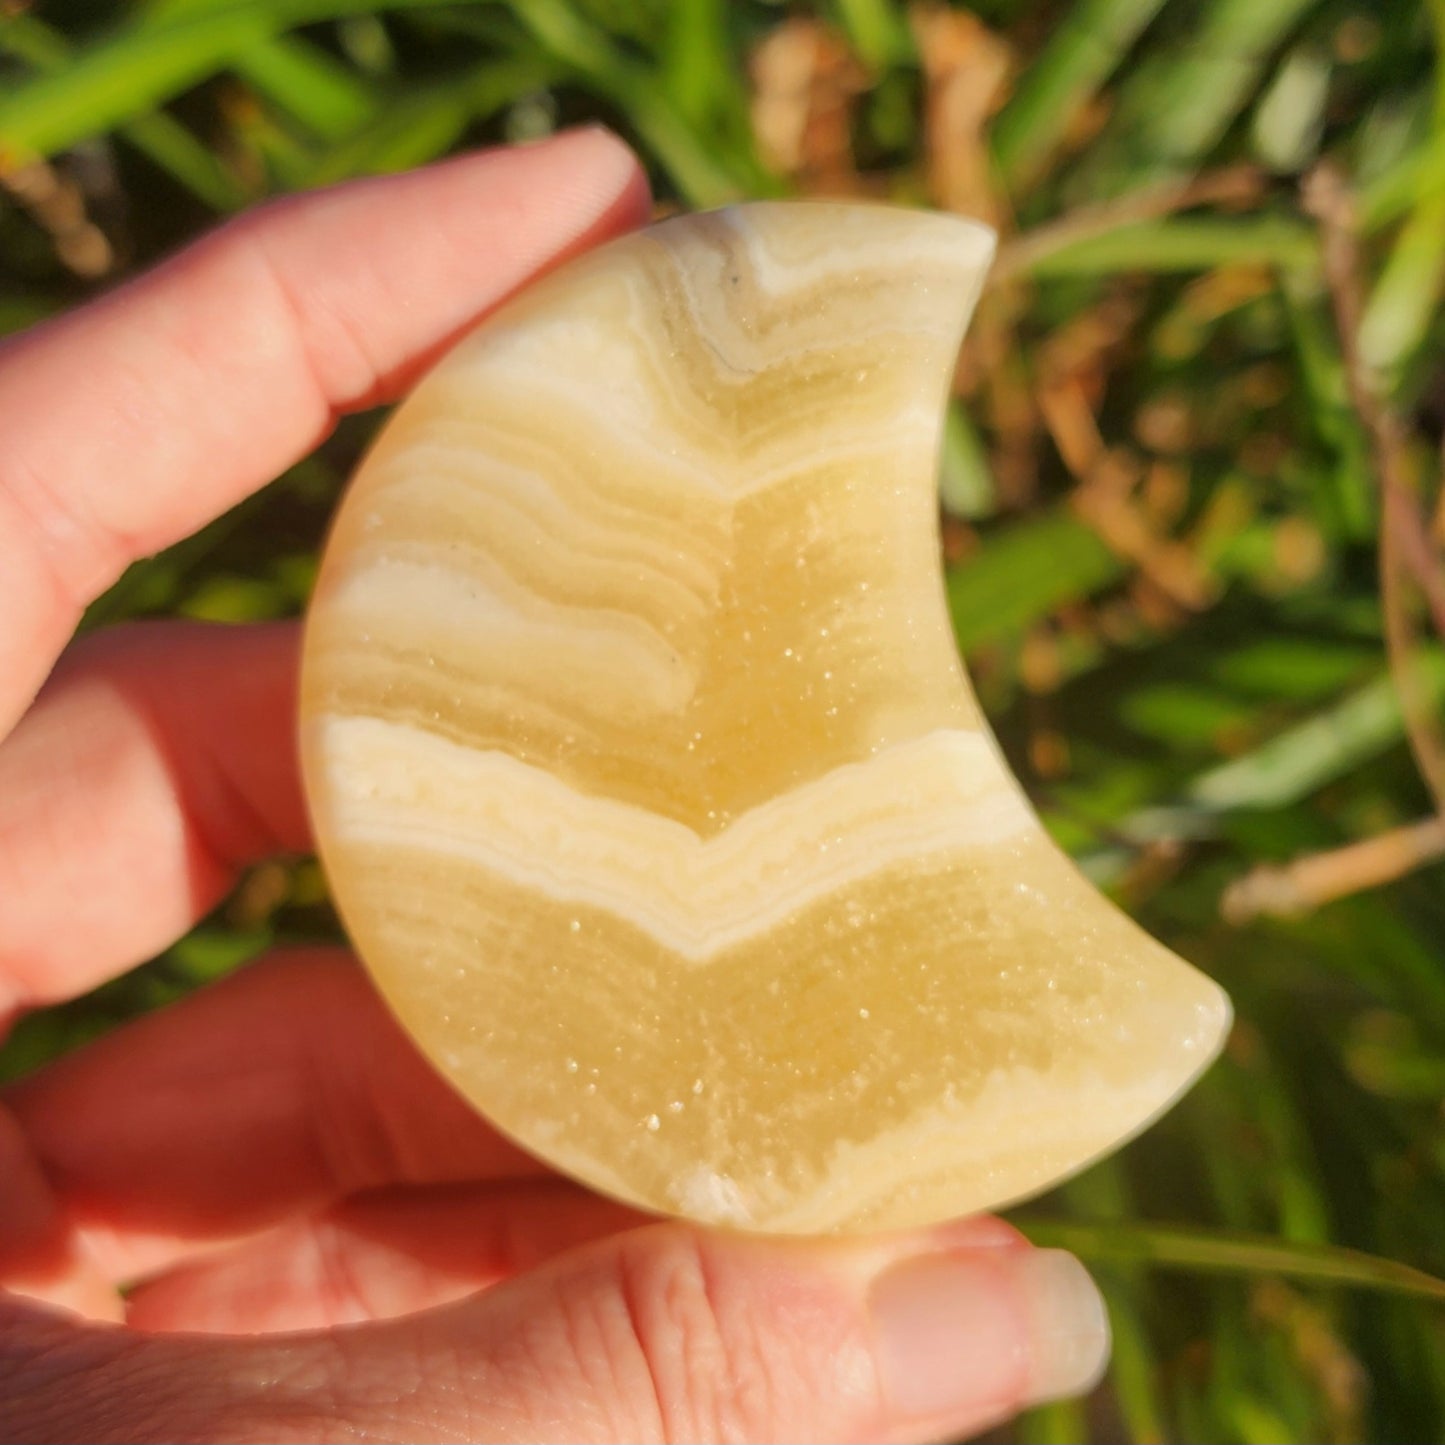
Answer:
xmin=3 ymin=2 xmax=1444 ymax=1439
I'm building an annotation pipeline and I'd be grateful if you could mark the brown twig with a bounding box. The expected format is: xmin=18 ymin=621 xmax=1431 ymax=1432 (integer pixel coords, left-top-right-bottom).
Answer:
xmin=1301 ymin=163 xmax=1445 ymax=645
xmin=1382 ymin=484 xmax=1445 ymax=816
xmin=1039 ymin=375 xmax=1217 ymax=611
xmin=1303 ymin=162 xmax=1445 ymax=817
xmin=1219 ymin=161 xmax=1445 ymax=924
xmin=749 ymin=18 xmax=869 ymax=196
xmin=1222 ymin=816 xmax=1445 ymax=924
xmin=0 ymin=158 xmax=113 ymax=278
xmin=1221 ymin=165 xmax=1445 ymax=926
xmin=912 ymin=4 xmax=1011 ymax=226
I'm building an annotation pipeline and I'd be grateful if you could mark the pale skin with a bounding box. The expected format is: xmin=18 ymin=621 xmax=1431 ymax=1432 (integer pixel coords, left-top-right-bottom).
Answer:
xmin=0 ymin=128 xmax=1111 ymax=1443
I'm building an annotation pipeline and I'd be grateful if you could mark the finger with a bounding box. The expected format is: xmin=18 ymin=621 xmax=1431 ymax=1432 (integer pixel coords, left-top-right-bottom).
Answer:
xmin=0 ymin=621 xmax=305 ymax=1019
xmin=0 ymin=127 xmax=650 ymax=734
xmin=125 ymin=1180 xmax=647 ymax=1334
xmin=0 ymin=1224 xmax=1110 ymax=1445
xmin=0 ymin=1105 xmax=121 ymax=1324
xmin=4 ymin=949 xmax=545 ymax=1288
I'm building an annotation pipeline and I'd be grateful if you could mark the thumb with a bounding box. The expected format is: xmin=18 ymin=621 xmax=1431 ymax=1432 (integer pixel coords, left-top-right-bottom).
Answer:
xmin=3 ymin=1219 xmax=1108 ymax=1444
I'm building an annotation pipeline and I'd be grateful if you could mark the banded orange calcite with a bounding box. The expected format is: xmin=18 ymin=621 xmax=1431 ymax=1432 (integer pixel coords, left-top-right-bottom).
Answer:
xmin=300 ymin=202 xmax=1230 ymax=1234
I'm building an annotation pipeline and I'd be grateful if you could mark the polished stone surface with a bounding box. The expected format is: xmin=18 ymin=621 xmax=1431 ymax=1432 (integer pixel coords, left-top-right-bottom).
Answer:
xmin=300 ymin=202 xmax=1231 ymax=1233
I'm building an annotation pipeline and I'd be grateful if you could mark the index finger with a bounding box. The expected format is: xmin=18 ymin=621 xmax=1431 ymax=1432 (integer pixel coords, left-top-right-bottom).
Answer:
xmin=0 ymin=128 xmax=649 ymax=735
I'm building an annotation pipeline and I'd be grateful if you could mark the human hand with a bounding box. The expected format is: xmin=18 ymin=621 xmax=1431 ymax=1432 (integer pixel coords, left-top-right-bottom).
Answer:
xmin=0 ymin=128 xmax=1110 ymax=1443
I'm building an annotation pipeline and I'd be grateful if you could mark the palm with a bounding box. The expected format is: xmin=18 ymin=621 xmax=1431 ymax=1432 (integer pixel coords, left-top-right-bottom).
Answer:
xmin=0 ymin=138 xmax=652 ymax=1339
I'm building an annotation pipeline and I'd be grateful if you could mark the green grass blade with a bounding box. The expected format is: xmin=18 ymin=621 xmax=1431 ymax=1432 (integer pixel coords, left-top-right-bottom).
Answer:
xmin=231 ymin=33 xmax=378 ymax=141
xmin=1360 ymin=130 xmax=1445 ymax=231
xmin=1251 ymin=42 xmax=1330 ymax=173
xmin=1359 ymin=0 xmax=1445 ymax=383
xmin=0 ymin=12 xmax=71 ymax=67
xmin=1020 ymin=216 xmax=1318 ymax=277
xmin=659 ymin=0 xmax=746 ymax=128
xmin=829 ymin=0 xmax=912 ymax=71
xmin=140 ymin=0 xmax=380 ymax=138
xmin=1023 ymin=1220 xmax=1445 ymax=1304
xmin=1359 ymin=196 xmax=1445 ymax=379
xmin=120 ymin=109 xmax=252 ymax=209
xmin=0 ymin=0 xmax=459 ymax=162
xmin=1105 ymin=1282 xmax=1170 ymax=1443
xmin=1086 ymin=0 xmax=1321 ymax=187
xmin=1143 ymin=0 xmax=1320 ymax=167
xmin=1085 ymin=650 xmax=1445 ymax=871
xmin=1 ymin=7 xmax=271 ymax=160
xmin=1017 ymin=1397 xmax=1090 ymax=1444
xmin=501 ymin=0 xmax=761 ymax=206
xmin=657 ymin=0 xmax=757 ymax=173
xmin=992 ymin=0 xmax=1169 ymax=194
xmin=298 ymin=91 xmax=470 ymax=186
xmin=0 ymin=296 xmax=56 ymax=336
xmin=1187 ymin=655 xmax=1445 ymax=812
xmin=0 ymin=11 xmax=249 ymax=209
xmin=1277 ymin=272 xmax=1376 ymax=538
xmin=938 ymin=404 xmax=998 ymax=519
xmin=298 ymin=58 xmax=560 ymax=186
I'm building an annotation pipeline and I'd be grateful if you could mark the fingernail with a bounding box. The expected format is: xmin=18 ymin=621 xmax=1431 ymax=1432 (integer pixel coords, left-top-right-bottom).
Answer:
xmin=868 ymin=1247 xmax=1110 ymax=1421
xmin=1015 ymin=1250 xmax=1113 ymax=1404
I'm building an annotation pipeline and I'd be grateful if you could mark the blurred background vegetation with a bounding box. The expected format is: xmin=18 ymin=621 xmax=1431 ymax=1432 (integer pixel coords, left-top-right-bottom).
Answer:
xmin=3 ymin=0 xmax=1445 ymax=1440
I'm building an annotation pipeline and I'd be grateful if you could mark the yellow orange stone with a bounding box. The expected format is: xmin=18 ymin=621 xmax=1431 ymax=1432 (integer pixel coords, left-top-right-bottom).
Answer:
xmin=299 ymin=201 xmax=1231 ymax=1234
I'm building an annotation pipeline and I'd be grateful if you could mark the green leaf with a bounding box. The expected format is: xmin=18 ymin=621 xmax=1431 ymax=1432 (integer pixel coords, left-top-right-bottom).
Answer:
xmin=232 ymin=33 xmax=378 ymax=141
xmin=829 ymin=0 xmax=912 ymax=71
xmin=1188 ymin=656 xmax=1445 ymax=812
xmin=992 ymin=0 xmax=1169 ymax=193
xmin=1360 ymin=130 xmax=1445 ymax=232
xmin=938 ymin=404 xmax=997 ymax=519
xmin=168 ymin=924 xmax=274 ymax=981
xmin=298 ymin=58 xmax=559 ymax=186
xmin=1017 ymin=1397 xmax=1090 ymax=1444
xmin=947 ymin=509 xmax=1123 ymax=652
xmin=1120 ymin=682 xmax=1256 ymax=746
xmin=1105 ymin=1281 xmax=1170 ymax=1443
xmin=0 ymin=12 xmax=70 ymax=67
xmin=1252 ymin=44 xmax=1330 ymax=173
xmin=1210 ymin=638 xmax=1378 ymax=700
xmin=1277 ymin=270 xmax=1376 ymax=539
xmin=0 ymin=11 xmax=249 ymax=210
xmin=0 ymin=296 xmax=58 ymax=336
xmin=1083 ymin=0 xmax=1322 ymax=186
xmin=1360 ymin=196 xmax=1445 ymax=380
xmin=660 ymin=0 xmax=753 ymax=135
xmin=1360 ymin=0 xmax=1445 ymax=384
xmin=500 ymin=0 xmax=764 ymax=206
xmin=0 ymin=0 xmax=460 ymax=162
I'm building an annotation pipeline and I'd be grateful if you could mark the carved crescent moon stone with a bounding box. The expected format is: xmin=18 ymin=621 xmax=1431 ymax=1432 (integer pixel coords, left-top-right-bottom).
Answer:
xmin=299 ymin=201 xmax=1231 ymax=1234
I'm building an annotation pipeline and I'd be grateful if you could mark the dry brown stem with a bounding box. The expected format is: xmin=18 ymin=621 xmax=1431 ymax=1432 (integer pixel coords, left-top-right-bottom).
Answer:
xmin=0 ymin=158 xmax=112 ymax=278
xmin=1039 ymin=375 xmax=1217 ymax=611
xmin=1303 ymin=161 xmax=1445 ymax=816
xmin=1220 ymin=164 xmax=1445 ymax=925
xmin=1222 ymin=816 xmax=1445 ymax=924
xmin=749 ymin=18 xmax=868 ymax=193
xmin=911 ymin=5 xmax=1011 ymax=226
